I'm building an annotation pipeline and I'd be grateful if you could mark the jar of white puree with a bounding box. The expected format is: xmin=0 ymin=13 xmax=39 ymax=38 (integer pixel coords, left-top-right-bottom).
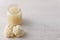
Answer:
xmin=7 ymin=5 xmax=22 ymax=25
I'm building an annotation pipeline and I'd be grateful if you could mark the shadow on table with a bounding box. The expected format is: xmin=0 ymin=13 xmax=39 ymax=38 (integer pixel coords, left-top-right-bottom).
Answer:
xmin=22 ymin=19 xmax=33 ymax=27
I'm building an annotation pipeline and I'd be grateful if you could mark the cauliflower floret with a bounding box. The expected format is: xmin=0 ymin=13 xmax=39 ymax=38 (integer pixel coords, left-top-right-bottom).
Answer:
xmin=4 ymin=25 xmax=15 ymax=38
xmin=13 ymin=25 xmax=24 ymax=37
xmin=4 ymin=25 xmax=24 ymax=38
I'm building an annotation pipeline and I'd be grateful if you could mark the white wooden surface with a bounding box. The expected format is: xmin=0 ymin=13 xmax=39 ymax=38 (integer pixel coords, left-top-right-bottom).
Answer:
xmin=0 ymin=0 xmax=60 ymax=40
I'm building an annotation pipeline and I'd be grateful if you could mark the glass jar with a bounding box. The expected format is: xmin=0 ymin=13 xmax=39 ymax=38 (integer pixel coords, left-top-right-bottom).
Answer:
xmin=7 ymin=5 xmax=22 ymax=25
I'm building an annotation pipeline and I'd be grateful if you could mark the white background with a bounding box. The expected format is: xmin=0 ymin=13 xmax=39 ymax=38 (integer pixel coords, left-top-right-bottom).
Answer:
xmin=0 ymin=0 xmax=60 ymax=40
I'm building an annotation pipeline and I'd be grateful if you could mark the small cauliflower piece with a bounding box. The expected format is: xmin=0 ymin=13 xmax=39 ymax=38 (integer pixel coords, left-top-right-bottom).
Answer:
xmin=13 ymin=25 xmax=24 ymax=37
xmin=4 ymin=25 xmax=15 ymax=38
xmin=4 ymin=25 xmax=24 ymax=38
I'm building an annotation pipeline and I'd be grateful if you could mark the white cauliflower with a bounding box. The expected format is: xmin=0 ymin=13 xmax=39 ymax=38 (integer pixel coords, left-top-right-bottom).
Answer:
xmin=4 ymin=25 xmax=24 ymax=38
xmin=4 ymin=25 xmax=15 ymax=38
xmin=13 ymin=25 xmax=24 ymax=37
